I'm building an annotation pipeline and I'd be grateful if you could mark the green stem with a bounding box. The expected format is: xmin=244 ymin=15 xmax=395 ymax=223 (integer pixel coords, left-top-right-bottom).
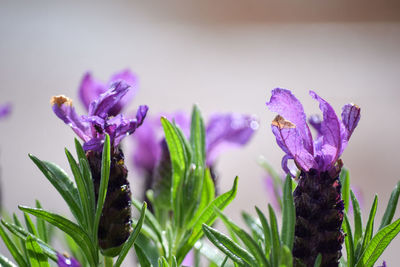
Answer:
xmin=105 ymin=256 xmax=113 ymax=267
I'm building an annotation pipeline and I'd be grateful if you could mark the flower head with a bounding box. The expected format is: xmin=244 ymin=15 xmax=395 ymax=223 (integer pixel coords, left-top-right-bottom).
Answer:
xmin=57 ymin=253 xmax=81 ymax=267
xmin=132 ymin=111 xmax=258 ymax=174
xmin=79 ymin=69 xmax=137 ymax=116
xmin=52 ymin=81 xmax=148 ymax=151
xmin=0 ymin=103 xmax=11 ymax=120
xmin=266 ymin=88 xmax=360 ymax=175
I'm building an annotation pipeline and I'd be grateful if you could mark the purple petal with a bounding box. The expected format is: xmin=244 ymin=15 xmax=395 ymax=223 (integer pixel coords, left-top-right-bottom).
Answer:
xmin=266 ymin=88 xmax=314 ymax=154
xmin=78 ymin=72 xmax=106 ymax=111
xmin=206 ymin=113 xmax=258 ymax=165
xmin=340 ymin=104 xmax=361 ymax=154
xmin=57 ymin=253 xmax=81 ymax=267
xmin=108 ymin=69 xmax=138 ymax=115
xmin=181 ymin=250 xmax=194 ymax=266
xmin=308 ymin=114 xmax=323 ymax=136
xmin=378 ymin=261 xmax=387 ymax=267
xmin=271 ymin=115 xmax=316 ymax=172
xmin=88 ymin=81 xmax=130 ymax=118
xmin=51 ymin=96 xmax=90 ymax=142
xmin=309 ymin=91 xmax=342 ymax=170
xmin=0 ymin=103 xmax=12 ymax=119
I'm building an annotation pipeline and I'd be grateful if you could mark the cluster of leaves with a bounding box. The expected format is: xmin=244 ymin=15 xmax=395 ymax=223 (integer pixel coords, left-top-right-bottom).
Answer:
xmin=0 ymin=135 xmax=147 ymax=266
xmin=132 ymin=106 xmax=238 ymax=266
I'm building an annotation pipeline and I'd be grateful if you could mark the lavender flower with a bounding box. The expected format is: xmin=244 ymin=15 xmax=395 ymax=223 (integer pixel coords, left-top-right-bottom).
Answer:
xmin=378 ymin=261 xmax=387 ymax=267
xmin=266 ymin=88 xmax=360 ymax=267
xmin=0 ymin=103 xmax=11 ymax=120
xmin=79 ymin=69 xmax=137 ymax=116
xmin=52 ymin=81 xmax=148 ymax=256
xmin=57 ymin=253 xmax=81 ymax=267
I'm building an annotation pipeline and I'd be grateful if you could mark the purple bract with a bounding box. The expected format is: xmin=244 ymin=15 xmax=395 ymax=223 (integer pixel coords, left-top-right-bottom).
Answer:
xmin=266 ymin=88 xmax=360 ymax=175
xmin=52 ymin=81 xmax=148 ymax=151
xmin=79 ymin=69 xmax=137 ymax=116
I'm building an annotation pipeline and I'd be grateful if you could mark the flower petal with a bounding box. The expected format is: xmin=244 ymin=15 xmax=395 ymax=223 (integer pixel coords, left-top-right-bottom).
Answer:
xmin=308 ymin=114 xmax=323 ymax=136
xmin=309 ymin=91 xmax=342 ymax=170
xmin=57 ymin=253 xmax=81 ymax=267
xmin=78 ymin=72 xmax=106 ymax=111
xmin=341 ymin=103 xmax=361 ymax=140
xmin=206 ymin=113 xmax=258 ymax=165
xmin=88 ymin=81 xmax=130 ymax=118
xmin=108 ymin=69 xmax=138 ymax=115
xmin=272 ymin=115 xmax=316 ymax=171
xmin=266 ymin=88 xmax=314 ymax=154
xmin=51 ymin=96 xmax=90 ymax=141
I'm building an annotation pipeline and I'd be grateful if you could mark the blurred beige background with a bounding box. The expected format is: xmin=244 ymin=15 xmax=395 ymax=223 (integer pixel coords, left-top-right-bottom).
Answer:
xmin=1 ymin=0 xmax=400 ymax=265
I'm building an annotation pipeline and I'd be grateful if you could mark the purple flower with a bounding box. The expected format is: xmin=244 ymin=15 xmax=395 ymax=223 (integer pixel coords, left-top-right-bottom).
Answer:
xmin=52 ymin=81 xmax=148 ymax=151
xmin=79 ymin=69 xmax=137 ymax=116
xmin=132 ymin=111 xmax=258 ymax=174
xmin=378 ymin=261 xmax=387 ymax=267
xmin=0 ymin=103 xmax=11 ymax=119
xmin=266 ymin=88 xmax=360 ymax=175
xmin=57 ymin=253 xmax=81 ymax=267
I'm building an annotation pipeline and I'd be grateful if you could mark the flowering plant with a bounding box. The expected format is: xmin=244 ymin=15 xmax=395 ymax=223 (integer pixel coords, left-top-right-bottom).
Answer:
xmin=0 ymin=72 xmax=399 ymax=267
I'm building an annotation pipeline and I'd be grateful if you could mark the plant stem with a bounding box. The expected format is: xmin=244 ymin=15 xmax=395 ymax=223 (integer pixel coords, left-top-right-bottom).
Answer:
xmin=105 ymin=256 xmax=113 ymax=267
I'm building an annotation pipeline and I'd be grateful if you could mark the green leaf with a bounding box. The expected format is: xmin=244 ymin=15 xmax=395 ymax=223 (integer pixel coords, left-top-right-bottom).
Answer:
xmin=94 ymin=134 xmax=111 ymax=246
xmin=28 ymin=154 xmax=83 ymax=223
xmin=134 ymin=243 xmax=152 ymax=267
xmin=241 ymin=212 xmax=263 ymax=241
xmin=202 ymin=224 xmax=256 ymax=266
xmin=193 ymin=169 xmax=215 ymax=223
xmin=23 ymin=212 xmax=38 ymax=236
xmin=268 ymin=205 xmax=280 ymax=267
xmin=195 ymin=240 xmax=231 ymax=266
xmin=340 ymin=168 xmax=351 ymax=213
xmin=0 ymin=254 xmax=17 ymax=267
xmin=313 ymin=254 xmax=322 ymax=267
xmin=25 ymin=236 xmax=50 ymax=267
xmin=0 ymin=224 xmax=28 ymax=267
xmin=1 ymin=220 xmax=57 ymax=262
xmin=35 ymin=200 xmax=48 ymax=244
xmin=255 ymin=207 xmax=271 ymax=259
xmin=216 ymin=209 xmax=268 ymax=266
xmin=343 ymin=214 xmax=355 ymax=267
xmin=350 ymin=190 xmax=363 ymax=245
xmin=379 ymin=181 xmax=400 ymax=230
xmin=361 ymin=195 xmax=378 ymax=253
xmin=281 ymin=174 xmax=295 ymax=250
xmin=356 ymin=218 xmax=400 ymax=267
xmin=280 ymin=245 xmax=292 ymax=267
xmin=114 ymin=202 xmax=147 ymax=267
xmin=18 ymin=206 xmax=97 ymax=266
xmin=177 ymin=177 xmax=238 ymax=261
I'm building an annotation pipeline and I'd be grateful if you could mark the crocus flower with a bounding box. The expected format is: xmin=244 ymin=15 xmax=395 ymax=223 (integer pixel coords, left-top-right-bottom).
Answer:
xmin=57 ymin=253 xmax=81 ymax=267
xmin=266 ymin=88 xmax=360 ymax=267
xmin=0 ymin=103 xmax=11 ymax=120
xmin=52 ymin=80 xmax=148 ymax=256
xmin=79 ymin=69 xmax=137 ymax=116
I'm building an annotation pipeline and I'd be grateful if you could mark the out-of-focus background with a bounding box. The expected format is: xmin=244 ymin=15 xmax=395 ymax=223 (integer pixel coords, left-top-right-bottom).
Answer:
xmin=1 ymin=1 xmax=400 ymax=265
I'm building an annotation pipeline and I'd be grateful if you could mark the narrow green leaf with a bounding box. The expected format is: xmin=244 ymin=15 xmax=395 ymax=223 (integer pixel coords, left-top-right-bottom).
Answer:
xmin=23 ymin=212 xmax=38 ymax=236
xmin=241 ymin=212 xmax=263 ymax=241
xmin=25 ymin=236 xmax=50 ymax=267
xmin=255 ymin=207 xmax=271 ymax=258
xmin=281 ymin=174 xmax=295 ymax=250
xmin=268 ymin=204 xmax=280 ymax=267
xmin=216 ymin=209 xmax=268 ymax=266
xmin=18 ymin=206 xmax=97 ymax=266
xmin=202 ymin=224 xmax=256 ymax=266
xmin=351 ymin=190 xmax=363 ymax=245
xmin=1 ymin=220 xmax=57 ymax=262
xmin=313 ymin=254 xmax=322 ymax=267
xmin=178 ymin=177 xmax=238 ymax=261
xmin=29 ymin=154 xmax=83 ymax=223
xmin=361 ymin=195 xmax=378 ymax=253
xmin=35 ymin=200 xmax=48 ymax=243
xmin=379 ymin=181 xmax=400 ymax=230
xmin=280 ymin=245 xmax=292 ymax=267
xmin=340 ymin=168 xmax=350 ymax=213
xmin=0 ymin=254 xmax=17 ymax=267
xmin=94 ymin=134 xmax=111 ymax=246
xmin=195 ymin=240 xmax=231 ymax=266
xmin=134 ymin=244 xmax=152 ymax=267
xmin=115 ymin=202 xmax=147 ymax=267
xmin=193 ymin=169 xmax=215 ymax=223
xmin=0 ymin=224 xmax=28 ymax=267
xmin=343 ymin=214 xmax=355 ymax=267
xmin=356 ymin=218 xmax=400 ymax=267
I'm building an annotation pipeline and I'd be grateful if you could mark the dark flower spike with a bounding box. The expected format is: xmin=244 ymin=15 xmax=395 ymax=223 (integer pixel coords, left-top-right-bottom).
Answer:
xmin=52 ymin=81 xmax=148 ymax=152
xmin=0 ymin=103 xmax=11 ymax=119
xmin=266 ymin=88 xmax=360 ymax=267
xmin=79 ymin=69 xmax=137 ymax=116
xmin=57 ymin=253 xmax=81 ymax=267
